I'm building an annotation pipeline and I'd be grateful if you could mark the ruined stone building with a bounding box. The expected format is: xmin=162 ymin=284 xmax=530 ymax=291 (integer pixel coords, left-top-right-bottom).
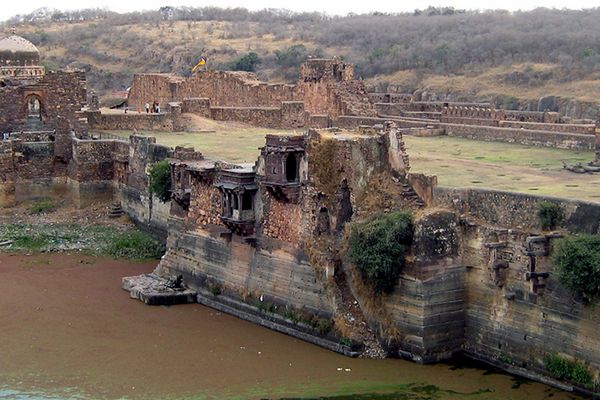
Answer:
xmin=0 ymin=30 xmax=87 ymax=133
xmin=123 ymin=58 xmax=376 ymax=129
xmin=1 ymin=31 xmax=600 ymax=395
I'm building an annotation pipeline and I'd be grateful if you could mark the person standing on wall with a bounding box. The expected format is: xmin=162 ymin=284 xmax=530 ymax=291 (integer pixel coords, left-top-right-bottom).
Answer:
xmin=145 ymin=102 xmax=150 ymax=113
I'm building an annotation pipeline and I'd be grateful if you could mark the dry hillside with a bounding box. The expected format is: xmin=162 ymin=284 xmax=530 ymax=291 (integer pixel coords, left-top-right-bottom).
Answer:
xmin=3 ymin=6 xmax=600 ymax=117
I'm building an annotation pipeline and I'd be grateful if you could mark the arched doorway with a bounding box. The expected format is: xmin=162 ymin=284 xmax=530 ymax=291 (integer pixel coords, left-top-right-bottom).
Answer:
xmin=23 ymin=95 xmax=44 ymax=130
xmin=27 ymin=96 xmax=42 ymax=120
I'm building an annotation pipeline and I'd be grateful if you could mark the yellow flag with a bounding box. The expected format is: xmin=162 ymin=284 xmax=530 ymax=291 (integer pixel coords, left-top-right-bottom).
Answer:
xmin=191 ymin=58 xmax=206 ymax=73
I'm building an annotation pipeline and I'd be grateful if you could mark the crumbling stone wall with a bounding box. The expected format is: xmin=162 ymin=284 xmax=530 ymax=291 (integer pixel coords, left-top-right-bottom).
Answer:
xmin=68 ymin=139 xmax=116 ymax=181
xmin=128 ymin=72 xmax=296 ymax=111
xmin=368 ymin=93 xmax=413 ymax=104
xmin=210 ymin=106 xmax=285 ymax=128
xmin=12 ymin=141 xmax=56 ymax=180
xmin=183 ymin=99 xmax=308 ymax=129
xmin=120 ymin=135 xmax=173 ymax=236
xmin=375 ymin=103 xmax=441 ymax=120
xmin=181 ymin=97 xmax=211 ymax=118
xmin=127 ymin=59 xmax=376 ymax=121
xmin=186 ymin=180 xmax=222 ymax=228
xmin=260 ymin=191 xmax=303 ymax=243
xmin=504 ymin=110 xmax=560 ymax=123
xmin=86 ymin=108 xmax=184 ymax=132
xmin=439 ymin=106 xmax=594 ymax=135
xmin=499 ymin=120 xmax=595 ymax=134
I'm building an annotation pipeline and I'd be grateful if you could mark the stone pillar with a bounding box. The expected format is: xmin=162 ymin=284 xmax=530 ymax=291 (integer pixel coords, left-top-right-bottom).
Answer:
xmin=89 ymin=91 xmax=99 ymax=111
xmin=168 ymin=102 xmax=185 ymax=132
xmin=0 ymin=141 xmax=16 ymax=208
xmin=53 ymin=116 xmax=74 ymax=164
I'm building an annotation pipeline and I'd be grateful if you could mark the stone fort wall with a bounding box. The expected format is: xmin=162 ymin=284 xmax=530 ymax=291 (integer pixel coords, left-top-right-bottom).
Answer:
xmin=2 ymin=122 xmax=600 ymax=393
xmin=433 ymin=187 xmax=600 ymax=387
xmin=127 ymin=60 xmax=376 ymax=122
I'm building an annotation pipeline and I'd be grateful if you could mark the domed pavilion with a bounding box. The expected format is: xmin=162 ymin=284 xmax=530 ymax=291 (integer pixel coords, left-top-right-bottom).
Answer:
xmin=0 ymin=28 xmax=44 ymax=80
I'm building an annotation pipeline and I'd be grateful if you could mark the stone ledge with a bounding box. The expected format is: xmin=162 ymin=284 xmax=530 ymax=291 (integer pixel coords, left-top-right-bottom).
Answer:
xmin=122 ymin=273 xmax=197 ymax=305
xmin=195 ymin=290 xmax=360 ymax=358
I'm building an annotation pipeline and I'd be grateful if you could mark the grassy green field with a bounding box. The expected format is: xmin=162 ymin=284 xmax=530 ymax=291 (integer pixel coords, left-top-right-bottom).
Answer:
xmin=92 ymin=127 xmax=599 ymax=202
xmin=405 ymin=136 xmax=600 ymax=201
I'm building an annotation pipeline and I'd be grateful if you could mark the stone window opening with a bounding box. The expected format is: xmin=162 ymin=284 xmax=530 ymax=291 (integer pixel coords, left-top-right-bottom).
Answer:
xmin=285 ymin=154 xmax=299 ymax=183
xmin=242 ymin=191 xmax=253 ymax=211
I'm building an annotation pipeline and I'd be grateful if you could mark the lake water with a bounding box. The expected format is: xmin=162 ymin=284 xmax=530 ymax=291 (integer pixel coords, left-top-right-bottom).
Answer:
xmin=0 ymin=254 xmax=582 ymax=400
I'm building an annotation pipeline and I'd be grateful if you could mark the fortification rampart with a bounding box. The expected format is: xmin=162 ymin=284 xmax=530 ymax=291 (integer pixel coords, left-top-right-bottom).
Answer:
xmin=127 ymin=59 xmax=376 ymax=123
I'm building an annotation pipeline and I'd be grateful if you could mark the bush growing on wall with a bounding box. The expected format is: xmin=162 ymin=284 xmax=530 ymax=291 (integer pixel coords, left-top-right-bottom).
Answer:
xmin=347 ymin=211 xmax=413 ymax=293
xmin=538 ymin=201 xmax=563 ymax=230
xmin=148 ymin=159 xmax=172 ymax=202
xmin=544 ymin=353 xmax=597 ymax=390
xmin=553 ymin=234 xmax=600 ymax=303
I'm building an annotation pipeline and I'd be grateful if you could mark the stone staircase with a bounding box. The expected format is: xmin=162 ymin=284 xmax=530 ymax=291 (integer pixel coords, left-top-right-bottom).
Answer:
xmin=107 ymin=202 xmax=124 ymax=218
xmin=399 ymin=182 xmax=425 ymax=208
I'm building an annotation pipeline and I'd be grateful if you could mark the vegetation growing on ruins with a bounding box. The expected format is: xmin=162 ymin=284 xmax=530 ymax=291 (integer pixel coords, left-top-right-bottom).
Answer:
xmin=0 ymin=223 xmax=165 ymax=260
xmin=544 ymin=353 xmax=597 ymax=390
xmin=148 ymin=159 xmax=172 ymax=202
xmin=553 ymin=234 xmax=600 ymax=303
xmin=347 ymin=211 xmax=413 ymax=293
xmin=538 ymin=201 xmax=563 ymax=230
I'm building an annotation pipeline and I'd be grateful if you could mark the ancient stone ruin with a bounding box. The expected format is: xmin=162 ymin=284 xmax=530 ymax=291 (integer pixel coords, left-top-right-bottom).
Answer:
xmin=2 ymin=29 xmax=600 ymax=395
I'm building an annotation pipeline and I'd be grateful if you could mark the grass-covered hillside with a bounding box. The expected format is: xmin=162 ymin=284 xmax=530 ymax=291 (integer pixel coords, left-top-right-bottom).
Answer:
xmin=3 ymin=6 xmax=600 ymax=114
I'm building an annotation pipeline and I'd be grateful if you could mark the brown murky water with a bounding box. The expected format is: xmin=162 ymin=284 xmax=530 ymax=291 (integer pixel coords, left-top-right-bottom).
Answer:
xmin=0 ymin=254 xmax=582 ymax=399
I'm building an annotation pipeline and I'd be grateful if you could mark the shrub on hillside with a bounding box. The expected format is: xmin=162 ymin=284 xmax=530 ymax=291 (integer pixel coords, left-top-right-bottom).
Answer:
xmin=148 ymin=159 xmax=172 ymax=202
xmin=553 ymin=234 xmax=600 ymax=303
xmin=347 ymin=211 xmax=412 ymax=293
xmin=228 ymin=52 xmax=261 ymax=72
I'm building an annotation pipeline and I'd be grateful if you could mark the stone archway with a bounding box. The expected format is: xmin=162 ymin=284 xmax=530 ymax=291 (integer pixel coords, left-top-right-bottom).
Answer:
xmin=21 ymin=93 xmax=46 ymax=130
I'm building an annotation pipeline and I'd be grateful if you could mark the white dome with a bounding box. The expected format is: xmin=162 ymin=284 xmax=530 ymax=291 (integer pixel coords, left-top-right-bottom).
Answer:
xmin=0 ymin=34 xmax=39 ymax=54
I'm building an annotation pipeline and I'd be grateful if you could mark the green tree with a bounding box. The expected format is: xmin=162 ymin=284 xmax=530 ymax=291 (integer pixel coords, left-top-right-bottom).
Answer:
xmin=229 ymin=52 xmax=261 ymax=72
xmin=554 ymin=234 xmax=600 ymax=303
xmin=148 ymin=159 xmax=172 ymax=202
xmin=347 ymin=211 xmax=413 ymax=293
